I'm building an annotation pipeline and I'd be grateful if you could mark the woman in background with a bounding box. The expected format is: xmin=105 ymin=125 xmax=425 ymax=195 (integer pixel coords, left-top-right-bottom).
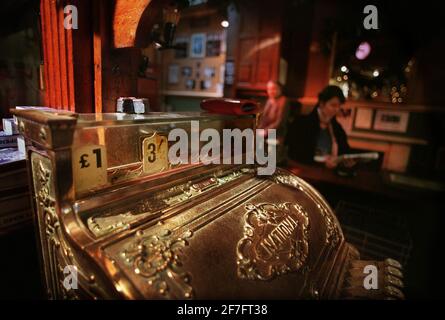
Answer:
xmin=258 ymin=80 xmax=291 ymax=164
xmin=287 ymin=85 xmax=354 ymax=169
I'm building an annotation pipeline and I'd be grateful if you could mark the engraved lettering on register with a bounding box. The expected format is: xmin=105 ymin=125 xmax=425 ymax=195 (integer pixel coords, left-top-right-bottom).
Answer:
xmin=237 ymin=202 xmax=310 ymax=280
xmin=259 ymin=215 xmax=299 ymax=260
xmin=272 ymin=172 xmax=341 ymax=247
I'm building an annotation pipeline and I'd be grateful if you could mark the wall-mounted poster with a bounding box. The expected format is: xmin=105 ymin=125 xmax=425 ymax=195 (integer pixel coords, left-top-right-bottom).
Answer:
xmin=168 ymin=64 xmax=179 ymax=84
xmin=190 ymin=33 xmax=206 ymax=58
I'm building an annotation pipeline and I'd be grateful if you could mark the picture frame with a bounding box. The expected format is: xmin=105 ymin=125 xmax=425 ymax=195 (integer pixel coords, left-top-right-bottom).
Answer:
xmin=174 ymin=36 xmax=189 ymax=59
xmin=373 ymin=110 xmax=409 ymax=133
xmin=185 ymin=79 xmax=196 ymax=90
xmin=181 ymin=66 xmax=192 ymax=77
xmin=174 ymin=42 xmax=188 ymax=59
xmin=354 ymin=108 xmax=374 ymax=130
xmin=190 ymin=33 xmax=206 ymax=58
xmin=206 ymin=33 xmax=221 ymax=57
xmin=168 ymin=64 xmax=179 ymax=84
xmin=204 ymin=66 xmax=215 ymax=78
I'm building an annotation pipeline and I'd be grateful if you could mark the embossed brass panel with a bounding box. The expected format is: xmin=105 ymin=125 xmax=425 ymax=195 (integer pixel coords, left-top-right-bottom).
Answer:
xmin=237 ymin=202 xmax=310 ymax=281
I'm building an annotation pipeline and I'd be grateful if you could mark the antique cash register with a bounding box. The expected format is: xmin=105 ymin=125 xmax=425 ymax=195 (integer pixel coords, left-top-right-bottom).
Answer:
xmin=12 ymin=101 xmax=404 ymax=299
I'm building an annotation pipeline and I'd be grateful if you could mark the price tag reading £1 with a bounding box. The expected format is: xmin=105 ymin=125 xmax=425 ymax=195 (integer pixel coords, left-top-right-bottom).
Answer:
xmin=73 ymin=145 xmax=108 ymax=193
xmin=142 ymin=133 xmax=168 ymax=175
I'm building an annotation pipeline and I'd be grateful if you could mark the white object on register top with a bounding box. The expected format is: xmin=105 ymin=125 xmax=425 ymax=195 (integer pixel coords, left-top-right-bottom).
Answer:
xmin=116 ymin=97 xmax=149 ymax=114
xmin=2 ymin=118 xmax=18 ymax=136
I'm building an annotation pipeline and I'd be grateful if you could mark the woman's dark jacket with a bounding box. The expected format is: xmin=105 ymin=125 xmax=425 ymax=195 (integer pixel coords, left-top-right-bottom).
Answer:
xmin=286 ymin=107 xmax=350 ymax=164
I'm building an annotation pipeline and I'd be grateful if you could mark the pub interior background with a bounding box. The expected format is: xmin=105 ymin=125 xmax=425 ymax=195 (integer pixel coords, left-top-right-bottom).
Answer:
xmin=0 ymin=0 xmax=444 ymax=299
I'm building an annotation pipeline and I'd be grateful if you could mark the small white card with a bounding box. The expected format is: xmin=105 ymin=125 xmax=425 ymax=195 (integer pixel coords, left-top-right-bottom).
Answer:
xmin=142 ymin=133 xmax=168 ymax=175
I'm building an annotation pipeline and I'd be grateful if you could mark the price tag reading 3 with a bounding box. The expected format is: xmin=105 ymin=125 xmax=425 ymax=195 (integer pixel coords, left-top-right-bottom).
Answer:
xmin=142 ymin=133 xmax=168 ymax=175
xmin=73 ymin=145 xmax=108 ymax=193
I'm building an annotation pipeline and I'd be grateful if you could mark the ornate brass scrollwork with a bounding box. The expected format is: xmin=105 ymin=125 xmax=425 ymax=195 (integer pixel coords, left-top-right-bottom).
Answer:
xmin=122 ymin=230 xmax=194 ymax=299
xmin=237 ymin=202 xmax=310 ymax=280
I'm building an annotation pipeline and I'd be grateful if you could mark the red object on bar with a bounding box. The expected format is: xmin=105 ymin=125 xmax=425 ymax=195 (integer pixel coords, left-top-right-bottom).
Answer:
xmin=200 ymin=98 xmax=260 ymax=115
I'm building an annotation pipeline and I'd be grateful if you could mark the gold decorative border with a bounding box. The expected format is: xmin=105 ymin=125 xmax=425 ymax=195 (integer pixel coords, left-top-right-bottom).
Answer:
xmin=121 ymin=230 xmax=194 ymax=299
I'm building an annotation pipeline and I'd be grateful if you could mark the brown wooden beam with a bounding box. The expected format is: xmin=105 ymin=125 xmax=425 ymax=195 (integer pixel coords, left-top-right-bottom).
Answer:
xmin=40 ymin=0 xmax=93 ymax=112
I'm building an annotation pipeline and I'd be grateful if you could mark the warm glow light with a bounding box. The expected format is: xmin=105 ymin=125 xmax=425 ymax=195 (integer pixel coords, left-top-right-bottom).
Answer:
xmin=221 ymin=20 xmax=229 ymax=28
xmin=356 ymin=41 xmax=371 ymax=60
xmin=373 ymin=70 xmax=380 ymax=77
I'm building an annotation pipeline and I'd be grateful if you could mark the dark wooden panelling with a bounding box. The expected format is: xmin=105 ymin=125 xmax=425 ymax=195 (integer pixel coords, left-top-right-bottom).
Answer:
xmin=235 ymin=1 xmax=282 ymax=92
xmin=39 ymin=0 xmax=143 ymax=113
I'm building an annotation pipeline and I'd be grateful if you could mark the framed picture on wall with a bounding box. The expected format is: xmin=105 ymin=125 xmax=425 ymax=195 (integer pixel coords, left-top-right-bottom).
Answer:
xmin=174 ymin=36 xmax=189 ymax=59
xmin=354 ymin=108 xmax=374 ymax=129
xmin=204 ymin=66 xmax=215 ymax=78
xmin=168 ymin=64 xmax=179 ymax=84
xmin=185 ymin=79 xmax=196 ymax=90
xmin=373 ymin=110 xmax=409 ymax=133
xmin=174 ymin=42 xmax=188 ymax=58
xmin=190 ymin=33 xmax=206 ymax=58
xmin=181 ymin=66 xmax=192 ymax=77
xmin=206 ymin=33 xmax=221 ymax=57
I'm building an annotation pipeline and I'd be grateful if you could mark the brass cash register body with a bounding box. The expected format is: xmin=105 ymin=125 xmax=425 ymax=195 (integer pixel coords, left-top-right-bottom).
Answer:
xmin=12 ymin=107 xmax=404 ymax=299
